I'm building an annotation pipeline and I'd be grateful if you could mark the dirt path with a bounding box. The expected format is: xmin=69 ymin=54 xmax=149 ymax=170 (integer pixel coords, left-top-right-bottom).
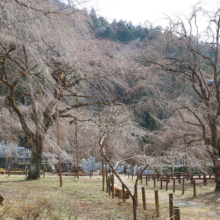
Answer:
xmin=115 ymin=175 xmax=220 ymax=219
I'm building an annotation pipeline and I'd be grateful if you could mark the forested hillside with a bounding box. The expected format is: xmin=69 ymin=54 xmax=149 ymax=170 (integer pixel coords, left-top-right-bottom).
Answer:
xmin=1 ymin=0 xmax=220 ymax=193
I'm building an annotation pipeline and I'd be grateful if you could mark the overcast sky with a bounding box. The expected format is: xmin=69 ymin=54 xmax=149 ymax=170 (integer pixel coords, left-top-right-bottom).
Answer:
xmin=74 ymin=0 xmax=219 ymax=27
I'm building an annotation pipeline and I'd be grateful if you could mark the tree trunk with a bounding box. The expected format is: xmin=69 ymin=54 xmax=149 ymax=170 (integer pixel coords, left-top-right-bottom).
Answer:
xmin=27 ymin=133 xmax=43 ymax=180
xmin=209 ymin=117 xmax=220 ymax=191
xmin=214 ymin=160 xmax=220 ymax=191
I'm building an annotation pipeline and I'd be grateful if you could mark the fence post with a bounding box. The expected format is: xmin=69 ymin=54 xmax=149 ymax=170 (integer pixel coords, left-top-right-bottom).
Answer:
xmin=122 ymin=184 xmax=125 ymax=203
xmin=155 ymin=190 xmax=159 ymax=217
xmin=157 ymin=173 xmax=160 ymax=181
xmin=112 ymin=174 xmax=114 ymax=199
xmin=142 ymin=187 xmax=146 ymax=211
xmin=166 ymin=179 xmax=168 ymax=191
xmin=190 ymin=175 xmax=193 ymax=184
xmin=182 ymin=177 xmax=185 ymax=195
xmin=102 ymin=172 xmax=105 ymax=191
xmin=25 ymin=166 xmax=27 ymax=177
xmin=141 ymin=174 xmax=143 ymax=184
xmin=193 ymin=180 xmax=196 ymax=197
xmin=169 ymin=193 xmax=174 ymax=220
xmin=108 ymin=177 xmax=111 ymax=196
xmin=154 ymin=177 xmax=156 ymax=188
xmin=203 ymin=174 xmax=207 ymax=186
xmin=106 ymin=178 xmax=109 ymax=193
xmin=174 ymin=206 xmax=180 ymax=220
xmin=173 ymin=179 xmax=175 ymax=193
xmin=8 ymin=166 xmax=10 ymax=177
xmin=146 ymin=176 xmax=148 ymax=186
xmin=160 ymin=178 xmax=163 ymax=190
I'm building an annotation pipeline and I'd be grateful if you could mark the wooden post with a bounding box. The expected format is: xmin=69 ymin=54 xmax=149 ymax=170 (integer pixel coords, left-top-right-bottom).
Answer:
xmin=8 ymin=166 xmax=10 ymax=177
xmin=56 ymin=88 xmax=63 ymax=187
xmin=112 ymin=174 xmax=114 ymax=199
xmin=106 ymin=170 xmax=108 ymax=179
xmin=25 ymin=166 xmax=27 ymax=177
xmin=108 ymin=178 xmax=111 ymax=196
xmin=166 ymin=179 xmax=168 ymax=191
xmin=155 ymin=190 xmax=159 ymax=217
xmin=122 ymin=184 xmax=125 ymax=203
xmin=173 ymin=179 xmax=175 ymax=193
xmin=169 ymin=193 xmax=174 ymax=220
xmin=141 ymin=174 xmax=143 ymax=184
xmin=182 ymin=177 xmax=185 ymax=195
xmin=146 ymin=176 xmax=148 ymax=186
xmin=106 ymin=178 xmax=109 ymax=193
xmin=142 ymin=187 xmax=146 ymax=211
xmin=90 ymin=170 xmax=92 ymax=178
xmin=132 ymin=172 xmax=133 ymax=180
xmin=190 ymin=175 xmax=193 ymax=184
xmin=193 ymin=180 xmax=196 ymax=197
xmin=102 ymin=173 xmax=105 ymax=191
xmin=154 ymin=177 xmax=156 ymax=188
xmin=203 ymin=174 xmax=207 ymax=186
xmin=174 ymin=206 xmax=180 ymax=220
xmin=160 ymin=179 xmax=163 ymax=190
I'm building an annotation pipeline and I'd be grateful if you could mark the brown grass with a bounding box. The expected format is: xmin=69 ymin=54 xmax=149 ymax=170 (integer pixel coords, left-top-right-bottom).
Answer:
xmin=0 ymin=175 xmax=147 ymax=220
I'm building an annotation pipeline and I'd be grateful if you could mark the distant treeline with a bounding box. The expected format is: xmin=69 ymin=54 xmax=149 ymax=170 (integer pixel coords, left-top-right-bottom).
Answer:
xmin=89 ymin=8 xmax=162 ymax=43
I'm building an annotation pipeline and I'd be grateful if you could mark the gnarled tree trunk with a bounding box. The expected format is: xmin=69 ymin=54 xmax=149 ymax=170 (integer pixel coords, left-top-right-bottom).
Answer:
xmin=27 ymin=132 xmax=43 ymax=180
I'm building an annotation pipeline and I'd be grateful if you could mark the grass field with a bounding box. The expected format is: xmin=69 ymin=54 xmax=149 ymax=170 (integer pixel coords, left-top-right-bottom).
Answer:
xmin=1 ymin=174 xmax=220 ymax=219
xmin=0 ymin=175 xmax=146 ymax=220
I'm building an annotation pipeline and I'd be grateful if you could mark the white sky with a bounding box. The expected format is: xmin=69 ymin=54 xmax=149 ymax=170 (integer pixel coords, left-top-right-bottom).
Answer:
xmin=75 ymin=0 xmax=220 ymax=27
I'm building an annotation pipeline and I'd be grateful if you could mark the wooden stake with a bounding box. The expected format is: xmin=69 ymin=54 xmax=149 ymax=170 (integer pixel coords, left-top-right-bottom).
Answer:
xmin=112 ymin=174 xmax=114 ymax=199
xmin=154 ymin=177 xmax=156 ymax=188
xmin=182 ymin=177 xmax=185 ymax=195
xmin=56 ymin=88 xmax=62 ymax=187
xmin=8 ymin=166 xmax=10 ymax=177
xmin=106 ymin=178 xmax=109 ymax=193
xmin=102 ymin=172 xmax=105 ymax=191
xmin=174 ymin=206 xmax=180 ymax=220
xmin=108 ymin=178 xmax=111 ymax=196
xmin=169 ymin=193 xmax=174 ymax=220
xmin=122 ymin=184 xmax=125 ymax=203
xmin=155 ymin=190 xmax=159 ymax=217
xmin=142 ymin=187 xmax=146 ymax=211
xmin=166 ymin=179 xmax=168 ymax=191
xmin=25 ymin=166 xmax=27 ymax=177
xmin=173 ymin=179 xmax=175 ymax=193
xmin=193 ymin=180 xmax=196 ymax=197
